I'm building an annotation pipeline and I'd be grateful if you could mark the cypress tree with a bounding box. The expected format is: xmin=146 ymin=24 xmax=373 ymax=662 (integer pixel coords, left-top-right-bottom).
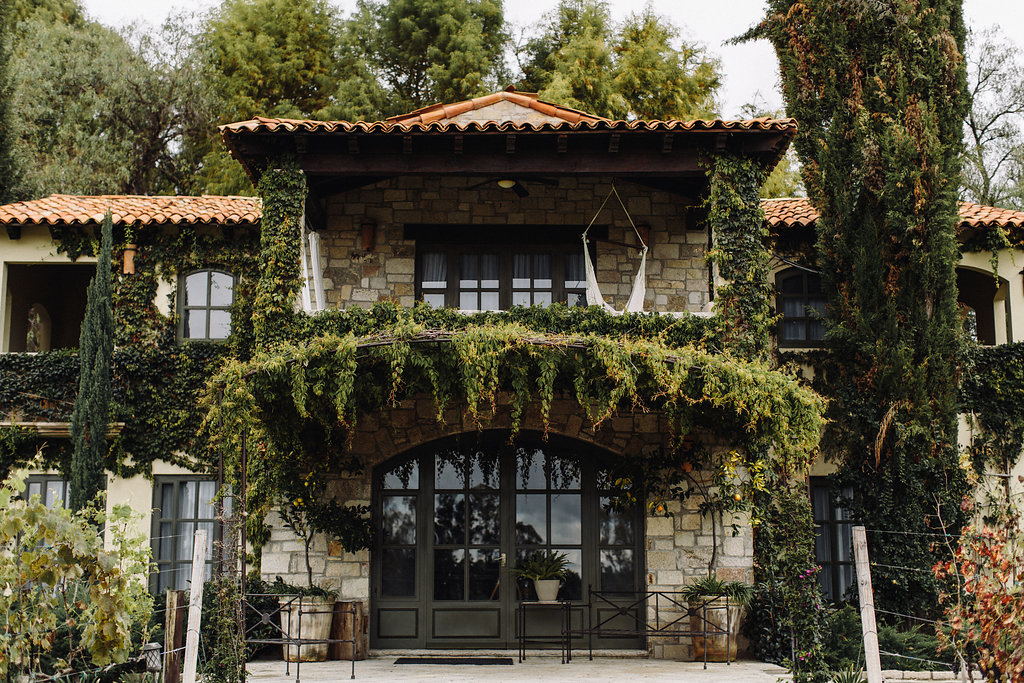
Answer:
xmin=69 ymin=213 xmax=114 ymax=510
xmin=763 ymin=1 xmax=971 ymax=614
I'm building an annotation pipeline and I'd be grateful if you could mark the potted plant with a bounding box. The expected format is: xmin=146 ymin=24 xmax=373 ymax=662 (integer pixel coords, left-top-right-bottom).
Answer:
xmin=274 ymin=470 xmax=372 ymax=662
xmin=513 ymin=550 xmax=570 ymax=601
xmin=680 ymin=574 xmax=753 ymax=662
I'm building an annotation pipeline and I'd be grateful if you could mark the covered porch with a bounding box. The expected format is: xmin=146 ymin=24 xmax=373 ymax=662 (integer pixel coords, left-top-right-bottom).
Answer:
xmin=246 ymin=655 xmax=791 ymax=682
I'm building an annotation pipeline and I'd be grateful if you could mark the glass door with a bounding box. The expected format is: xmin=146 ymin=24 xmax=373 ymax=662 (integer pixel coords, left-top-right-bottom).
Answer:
xmin=371 ymin=433 xmax=643 ymax=650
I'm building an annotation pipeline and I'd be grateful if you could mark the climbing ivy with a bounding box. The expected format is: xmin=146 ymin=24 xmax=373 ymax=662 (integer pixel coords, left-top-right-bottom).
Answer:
xmin=204 ymin=315 xmax=825 ymax=552
xmin=252 ymin=163 xmax=305 ymax=348
xmin=961 ymin=341 xmax=1024 ymax=488
xmin=763 ymin=0 xmax=972 ymax=620
xmin=705 ymin=152 xmax=774 ymax=361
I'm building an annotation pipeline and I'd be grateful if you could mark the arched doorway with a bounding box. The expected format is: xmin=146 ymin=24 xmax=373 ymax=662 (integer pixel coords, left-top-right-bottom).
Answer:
xmin=371 ymin=431 xmax=644 ymax=649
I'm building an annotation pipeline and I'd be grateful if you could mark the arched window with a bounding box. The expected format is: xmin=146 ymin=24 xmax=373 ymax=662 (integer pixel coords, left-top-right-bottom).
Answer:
xmin=179 ymin=269 xmax=234 ymax=341
xmin=777 ymin=268 xmax=825 ymax=347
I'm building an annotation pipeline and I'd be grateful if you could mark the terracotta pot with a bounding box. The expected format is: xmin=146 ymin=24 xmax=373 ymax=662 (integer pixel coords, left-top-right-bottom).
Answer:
xmin=688 ymin=597 xmax=743 ymax=662
xmin=279 ymin=596 xmax=335 ymax=662
xmin=533 ymin=579 xmax=561 ymax=601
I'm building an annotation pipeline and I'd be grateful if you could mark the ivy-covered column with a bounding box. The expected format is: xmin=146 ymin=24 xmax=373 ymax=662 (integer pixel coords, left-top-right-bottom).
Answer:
xmin=706 ymin=152 xmax=827 ymax=680
xmin=705 ymin=153 xmax=773 ymax=361
xmin=252 ymin=163 xmax=306 ymax=348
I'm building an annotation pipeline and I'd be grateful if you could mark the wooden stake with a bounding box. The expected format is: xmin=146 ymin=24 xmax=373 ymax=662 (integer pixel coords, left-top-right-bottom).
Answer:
xmin=163 ymin=590 xmax=186 ymax=683
xmin=853 ymin=525 xmax=883 ymax=683
xmin=182 ymin=528 xmax=209 ymax=683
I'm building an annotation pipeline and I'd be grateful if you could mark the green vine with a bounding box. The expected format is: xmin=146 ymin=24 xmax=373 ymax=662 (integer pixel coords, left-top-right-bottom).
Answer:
xmin=204 ymin=314 xmax=825 ymax=553
xmin=252 ymin=163 xmax=305 ymax=348
xmin=705 ymin=153 xmax=774 ymax=361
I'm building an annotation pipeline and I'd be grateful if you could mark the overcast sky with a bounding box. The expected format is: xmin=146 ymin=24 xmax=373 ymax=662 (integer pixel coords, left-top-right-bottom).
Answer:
xmin=80 ymin=0 xmax=1024 ymax=119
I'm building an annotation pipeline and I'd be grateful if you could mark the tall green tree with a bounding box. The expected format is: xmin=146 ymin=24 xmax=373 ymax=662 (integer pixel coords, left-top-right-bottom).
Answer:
xmin=204 ymin=0 xmax=339 ymax=121
xmin=762 ymin=0 xmax=971 ymax=615
xmin=0 ymin=0 xmax=21 ymax=204
xmin=612 ymin=9 xmax=720 ymax=120
xmin=334 ymin=0 xmax=507 ymax=118
xmin=69 ymin=213 xmax=113 ymax=511
xmin=197 ymin=0 xmax=340 ymax=194
xmin=518 ymin=0 xmax=721 ymax=120
xmin=8 ymin=15 xmax=213 ymax=197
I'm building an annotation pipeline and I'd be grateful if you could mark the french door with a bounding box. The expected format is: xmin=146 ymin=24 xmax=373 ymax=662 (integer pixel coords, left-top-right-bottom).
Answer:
xmin=371 ymin=432 xmax=642 ymax=649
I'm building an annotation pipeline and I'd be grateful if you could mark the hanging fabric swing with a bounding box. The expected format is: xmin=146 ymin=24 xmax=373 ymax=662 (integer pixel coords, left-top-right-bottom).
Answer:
xmin=582 ymin=184 xmax=648 ymax=314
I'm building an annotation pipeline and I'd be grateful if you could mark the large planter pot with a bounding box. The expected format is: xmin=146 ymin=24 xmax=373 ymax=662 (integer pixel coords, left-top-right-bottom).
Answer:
xmin=279 ymin=596 xmax=335 ymax=662
xmin=688 ymin=597 xmax=742 ymax=662
xmin=533 ymin=579 xmax=561 ymax=602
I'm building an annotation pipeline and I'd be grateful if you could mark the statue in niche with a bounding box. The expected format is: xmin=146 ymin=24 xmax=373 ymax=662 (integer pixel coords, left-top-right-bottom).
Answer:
xmin=25 ymin=303 xmax=51 ymax=352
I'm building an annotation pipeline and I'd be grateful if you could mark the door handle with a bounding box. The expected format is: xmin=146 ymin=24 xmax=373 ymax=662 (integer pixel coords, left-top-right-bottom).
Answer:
xmin=501 ymin=553 xmax=507 ymax=568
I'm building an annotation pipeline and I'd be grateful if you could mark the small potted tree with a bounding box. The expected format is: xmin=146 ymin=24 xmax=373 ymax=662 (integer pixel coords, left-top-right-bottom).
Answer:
xmin=680 ymin=574 xmax=753 ymax=661
xmin=275 ymin=471 xmax=371 ymax=662
xmin=513 ymin=550 xmax=570 ymax=601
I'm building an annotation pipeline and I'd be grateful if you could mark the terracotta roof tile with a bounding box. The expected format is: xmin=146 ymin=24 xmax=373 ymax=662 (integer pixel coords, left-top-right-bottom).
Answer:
xmin=762 ymin=198 xmax=1024 ymax=230
xmin=220 ymin=114 xmax=798 ymax=136
xmin=0 ymin=194 xmax=261 ymax=228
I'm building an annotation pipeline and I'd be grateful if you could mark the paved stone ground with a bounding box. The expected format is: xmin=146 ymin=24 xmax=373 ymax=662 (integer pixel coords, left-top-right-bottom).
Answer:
xmin=246 ymin=654 xmax=791 ymax=682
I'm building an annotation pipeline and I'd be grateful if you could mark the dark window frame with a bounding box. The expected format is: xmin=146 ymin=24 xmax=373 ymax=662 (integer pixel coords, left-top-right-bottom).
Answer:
xmin=25 ymin=474 xmax=71 ymax=508
xmin=151 ymin=476 xmax=219 ymax=593
xmin=177 ymin=268 xmax=236 ymax=342
xmin=409 ymin=224 xmax=602 ymax=311
xmin=810 ymin=476 xmax=855 ymax=602
xmin=776 ymin=267 xmax=826 ymax=347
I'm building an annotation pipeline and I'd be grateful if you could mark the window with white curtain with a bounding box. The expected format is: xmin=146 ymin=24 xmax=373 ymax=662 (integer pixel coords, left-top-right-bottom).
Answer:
xmin=418 ymin=245 xmax=588 ymax=311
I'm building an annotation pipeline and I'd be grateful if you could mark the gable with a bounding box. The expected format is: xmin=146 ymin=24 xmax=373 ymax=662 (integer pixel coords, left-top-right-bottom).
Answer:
xmin=385 ymin=89 xmax=607 ymax=126
xmin=444 ymin=99 xmax=567 ymax=126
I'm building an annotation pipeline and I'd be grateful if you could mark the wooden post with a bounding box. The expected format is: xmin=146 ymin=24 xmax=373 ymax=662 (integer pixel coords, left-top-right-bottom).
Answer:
xmin=182 ymin=528 xmax=209 ymax=683
xmin=330 ymin=601 xmax=368 ymax=660
xmin=163 ymin=590 xmax=186 ymax=683
xmin=853 ymin=525 xmax=883 ymax=683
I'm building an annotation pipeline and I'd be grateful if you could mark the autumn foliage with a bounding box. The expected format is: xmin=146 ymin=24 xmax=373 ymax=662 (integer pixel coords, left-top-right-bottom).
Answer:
xmin=934 ymin=494 xmax=1024 ymax=680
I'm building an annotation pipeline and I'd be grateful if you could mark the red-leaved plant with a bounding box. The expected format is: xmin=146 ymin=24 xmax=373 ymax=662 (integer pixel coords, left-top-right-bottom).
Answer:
xmin=933 ymin=491 xmax=1024 ymax=681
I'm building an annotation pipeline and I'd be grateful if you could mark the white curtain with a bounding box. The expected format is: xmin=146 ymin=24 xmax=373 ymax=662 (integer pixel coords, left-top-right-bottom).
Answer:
xmin=308 ymin=231 xmax=325 ymax=312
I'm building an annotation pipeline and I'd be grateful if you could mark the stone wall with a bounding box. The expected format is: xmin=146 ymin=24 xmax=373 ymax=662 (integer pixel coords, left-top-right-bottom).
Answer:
xmin=258 ymin=395 xmax=753 ymax=658
xmin=316 ymin=176 xmax=709 ymax=313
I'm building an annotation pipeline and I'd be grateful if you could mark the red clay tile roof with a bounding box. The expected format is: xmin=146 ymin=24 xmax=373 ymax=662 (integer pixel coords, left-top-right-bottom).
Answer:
xmin=956 ymin=201 xmax=1024 ymax=228
xmin=761 ymin=198 xmax=820 ymax=228
xmin=220 ymin=88 xmax=797 ymax=136
xmin=385 ymin=90 xmax=608 ymax=125
xmin=762 ymin=197 xmax=1024 ymax=230
xmin=220 ymin=114 xmax=798 ymax=136
xmin=0 ymin=194 xmax=261 ymax=227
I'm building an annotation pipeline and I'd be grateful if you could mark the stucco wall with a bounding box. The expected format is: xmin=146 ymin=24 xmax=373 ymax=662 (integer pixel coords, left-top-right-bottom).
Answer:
xmin=317 ymin=177 xmax=709 ymax=313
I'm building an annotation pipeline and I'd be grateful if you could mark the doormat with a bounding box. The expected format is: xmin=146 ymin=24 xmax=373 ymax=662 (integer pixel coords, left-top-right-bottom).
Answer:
xmin=394 ymin=657 xmax=514 ymax=665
